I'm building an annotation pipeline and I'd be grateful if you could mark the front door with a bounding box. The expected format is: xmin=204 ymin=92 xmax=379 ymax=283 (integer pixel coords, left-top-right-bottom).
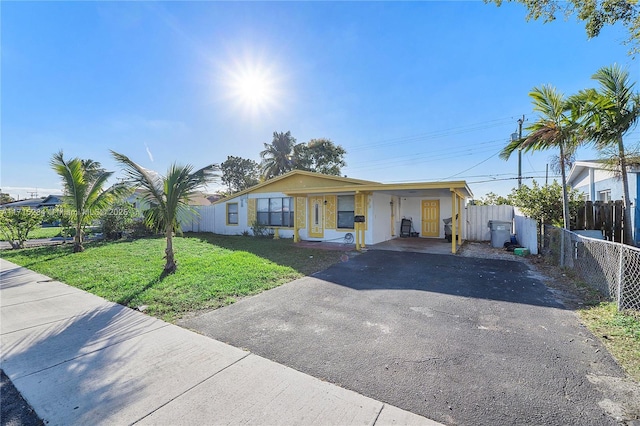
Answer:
xmin=309 ymin=196 xmax=324 ymax=238
xmin=421 ymin=200 xmax=440 ymax=237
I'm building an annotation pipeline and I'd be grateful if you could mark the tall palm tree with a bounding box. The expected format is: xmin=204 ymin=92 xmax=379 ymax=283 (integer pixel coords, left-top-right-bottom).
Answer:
xmin=260 ymin=131 xmax=297 ymax=179
xmin=111 ymin=151 xmax=218 ymax=273
xmin=50 ymin=151 xmax=125 ymax=252
xmin=579 ymin=64 xmax=640 ymax=244
xmin=500 ymin=85 xmax=584 ymax=230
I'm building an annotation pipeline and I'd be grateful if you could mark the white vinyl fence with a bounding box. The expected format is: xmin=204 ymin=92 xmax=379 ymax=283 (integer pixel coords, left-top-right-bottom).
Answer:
xmin=180 ymin=206 xmax=216 ymax=233
xmin=466 ymin=205 xmax=514 ymax=241
xmin=466 ymin=205 xmax=538 ymax=254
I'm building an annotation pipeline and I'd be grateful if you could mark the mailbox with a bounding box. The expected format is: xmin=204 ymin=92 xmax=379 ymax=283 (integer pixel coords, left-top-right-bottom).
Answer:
xmin=354 ymin=215 xmax=366 ymax=223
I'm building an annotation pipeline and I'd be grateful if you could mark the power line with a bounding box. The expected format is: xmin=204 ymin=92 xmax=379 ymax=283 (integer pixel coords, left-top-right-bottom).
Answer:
xmin=347 ymin=116 xmax=514 ymax=151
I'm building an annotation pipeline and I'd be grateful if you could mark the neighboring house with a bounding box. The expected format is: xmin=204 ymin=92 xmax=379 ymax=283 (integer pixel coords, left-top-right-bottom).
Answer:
xmin=0 ymin=195 xmax=63 ymax=210
xmin=567 ymin=160 xmax=640 ymax=242
xmin=126 ymin=189 xmax=215 ymax=214
xmin=194 ymin=170 xmax=472 ymax=253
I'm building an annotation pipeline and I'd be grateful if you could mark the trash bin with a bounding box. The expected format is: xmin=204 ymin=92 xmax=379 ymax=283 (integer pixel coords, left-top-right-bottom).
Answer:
xmin=443 ymin=217 xmax=452 ymax=242
xmin=488 ymin=220 xmax=512 ymax=248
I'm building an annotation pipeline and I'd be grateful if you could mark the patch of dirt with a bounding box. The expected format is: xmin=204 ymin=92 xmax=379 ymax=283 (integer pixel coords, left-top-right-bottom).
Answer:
xmin=0 ymin=370 xmax=43 ymax=426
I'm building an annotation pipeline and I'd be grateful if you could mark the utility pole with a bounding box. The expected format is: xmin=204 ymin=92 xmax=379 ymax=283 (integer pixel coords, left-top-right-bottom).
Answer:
xmin=545 ymin=164 xmax=549 ymax=186
xmin=517 ymin=115 xmax=524 ymax=189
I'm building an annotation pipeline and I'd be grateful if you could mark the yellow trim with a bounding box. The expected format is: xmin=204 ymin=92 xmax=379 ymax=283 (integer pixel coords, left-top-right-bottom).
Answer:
xmin=213 ymin=170 xmax=378 ymax=205
xmin=324 ymin=195 xmax=337 ymax=229
xmin=285 ymin=181 xmax=472 ymax=196
xmin=226 ymin=202 xmax=239 ymax=226
xmin=451 ymin=191 xmax=457 ymax=254
xmin=308 ymin=196 xmax=324 ymax=238
xmin=354 ymin=192 xmax=368 ymax=231
xmin=246 ymin=199 xmax=256 ymax=227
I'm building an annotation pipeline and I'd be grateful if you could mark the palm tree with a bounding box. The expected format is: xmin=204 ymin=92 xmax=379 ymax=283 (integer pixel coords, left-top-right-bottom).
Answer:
xmin=579 ymin=64 xmax=640 ymax=244
xmin=111 ymin=151 xmax=218 ymax=273
xmin=500 ymin=85 xmax=584 ymax=230
xmin=50 ymin=151 xmax=125 ymax=252
xmin=260 ymin=131 xmax=297 ymax=179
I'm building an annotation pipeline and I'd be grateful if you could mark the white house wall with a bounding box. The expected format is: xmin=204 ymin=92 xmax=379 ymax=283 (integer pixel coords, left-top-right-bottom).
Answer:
xmin=397 ymin=196 xmax=454 ymax=239
xmin=370 ymin=193 xmax=392 ymax=245
xmin=183 ymin=191 xmax=468 ymax=245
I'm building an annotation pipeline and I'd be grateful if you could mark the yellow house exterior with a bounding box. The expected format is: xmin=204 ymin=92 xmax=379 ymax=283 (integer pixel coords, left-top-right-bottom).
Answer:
xmin=199 ymin=170 xmax=472 ymax=253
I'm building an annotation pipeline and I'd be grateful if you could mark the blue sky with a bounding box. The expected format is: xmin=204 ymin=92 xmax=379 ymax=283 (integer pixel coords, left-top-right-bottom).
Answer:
xmin=2 ymin=1 xmax=637 ymax=200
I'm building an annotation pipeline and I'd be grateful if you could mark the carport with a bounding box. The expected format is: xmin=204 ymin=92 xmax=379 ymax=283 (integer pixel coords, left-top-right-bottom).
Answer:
xmin=285 ymin=181 xmax=472 ymax=254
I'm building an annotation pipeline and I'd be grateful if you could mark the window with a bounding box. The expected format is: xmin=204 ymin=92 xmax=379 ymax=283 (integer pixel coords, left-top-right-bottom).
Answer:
xmin=227 ymin=203 xmax=238 ymax=225
xmin=598 ymin=190 xmax=612 ymax=202
xmin=257 ymin=197 xmax=294 ymax=227
xmin=337 ymin=195 xmax=355 ymax=229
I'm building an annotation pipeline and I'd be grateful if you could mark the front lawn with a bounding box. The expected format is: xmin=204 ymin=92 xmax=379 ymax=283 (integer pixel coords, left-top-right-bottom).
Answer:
xmin=0 ymin=233 xmax=346 ymax=321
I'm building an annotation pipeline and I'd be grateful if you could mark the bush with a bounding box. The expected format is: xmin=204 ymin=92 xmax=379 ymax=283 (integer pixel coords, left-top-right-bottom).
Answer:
xmin=250 ymin=220 xmax=273 ymax=238
xmin=0 ymin=208 xmax=43 ymax=249
xmin=100 ymin=202 xmax=137 ymax=240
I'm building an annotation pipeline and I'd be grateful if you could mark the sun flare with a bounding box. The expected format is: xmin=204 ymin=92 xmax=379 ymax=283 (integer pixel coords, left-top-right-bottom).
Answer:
xmin=227 ymin=66 xmax=277 ymax=112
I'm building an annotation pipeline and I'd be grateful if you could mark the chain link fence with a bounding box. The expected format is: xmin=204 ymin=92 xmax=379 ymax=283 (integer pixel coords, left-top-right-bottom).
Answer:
xmin=544 ymin=225 xmax=640 ymax=312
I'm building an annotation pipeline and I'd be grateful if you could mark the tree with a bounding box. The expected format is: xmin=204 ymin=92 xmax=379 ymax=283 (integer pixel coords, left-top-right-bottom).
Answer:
xmin=0 ymin=208 xmax=43 ymax=249
xmin=260 ymin=131 xmax=297 ymax=179
xmin=100 ymin=201 xmax=137 ymax=240
xmin=578 ymin=64 xmax=640 ymax=244
xmin=111 ymin=151 xmax=218 ymax=273
xmin=293 ymin=138 xmax=347 ymax=176
xmin=43 ymin=206 xmax=75 ymax=242
xmin=486 ymin=0 xmax=640 ymax=55
xmin=220 ymin=156 xmax=259 ymax=193
xmin=50 ymin=151 xmax=125 ymax=252
xmin=500 ymin=85 xmax=584 ymax=230
xmin=474 ymin=192 xmax=511 ymax=206
xmin=508 ymin=180 xmax=583 ymax=227
xmin=0 ymin=193 xmax=14 ymax=205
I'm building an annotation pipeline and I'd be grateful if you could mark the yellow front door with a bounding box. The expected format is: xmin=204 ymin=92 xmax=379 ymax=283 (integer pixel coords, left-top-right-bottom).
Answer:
xmin=309 ymin=196 xmax=324 ymax=238
xmin=421 ymin=200 xmax=440 ymax=237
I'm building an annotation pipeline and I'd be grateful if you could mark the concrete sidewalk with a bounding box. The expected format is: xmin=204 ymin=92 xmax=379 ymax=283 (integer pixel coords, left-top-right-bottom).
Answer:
xmin=0 ymin=259 xmax=440 ymax=425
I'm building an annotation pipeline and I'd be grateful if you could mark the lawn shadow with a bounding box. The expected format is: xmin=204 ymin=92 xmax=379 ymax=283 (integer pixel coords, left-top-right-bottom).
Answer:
xmin=117 ymin=271 xmax=170 ymax=307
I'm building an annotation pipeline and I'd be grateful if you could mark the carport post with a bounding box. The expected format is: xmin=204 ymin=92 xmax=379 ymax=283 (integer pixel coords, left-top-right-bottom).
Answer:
xmin=457 ymin=195 xmax=462 ymax=246
xmin=451 ymin=191 xmax=457 ymax=254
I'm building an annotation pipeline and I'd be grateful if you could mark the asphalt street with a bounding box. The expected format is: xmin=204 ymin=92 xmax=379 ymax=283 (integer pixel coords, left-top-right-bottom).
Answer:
xmin=181 ymin=250 xmax=631 ymax=425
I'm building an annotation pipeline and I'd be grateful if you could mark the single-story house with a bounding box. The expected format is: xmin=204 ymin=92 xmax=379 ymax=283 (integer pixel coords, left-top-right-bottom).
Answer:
xmin=567 ymin=159 xmax=640 ymax=242
xmin=196 ymin=170 xmax=472 ymax=253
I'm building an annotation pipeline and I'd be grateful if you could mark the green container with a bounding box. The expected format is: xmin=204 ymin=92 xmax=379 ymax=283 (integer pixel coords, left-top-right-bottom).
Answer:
xmin=514 ymin=248 xmax=530 ymax=256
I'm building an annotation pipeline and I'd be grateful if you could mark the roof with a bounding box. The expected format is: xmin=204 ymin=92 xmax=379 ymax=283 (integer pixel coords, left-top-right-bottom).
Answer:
xmin=215 ymin=170 xmax=472 ymax=203
xmin=283 ymin=181 xmax=473 ymax=198
xmin=214 ymin=170 xmax=379 ymax=204
xmin=0 ymin=195 xmax=64 ymax=209
xmin=567 ymin=160 xmax=639 ymax=186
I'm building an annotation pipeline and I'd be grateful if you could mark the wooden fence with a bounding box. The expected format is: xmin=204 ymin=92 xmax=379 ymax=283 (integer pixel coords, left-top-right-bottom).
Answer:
xmin=573 ymin=201 xmax=624 ymax=243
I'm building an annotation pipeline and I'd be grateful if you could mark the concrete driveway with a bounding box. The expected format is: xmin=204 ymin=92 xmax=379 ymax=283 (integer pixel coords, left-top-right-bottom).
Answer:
xmin=180 ymin=250 xmax=634 ymax=425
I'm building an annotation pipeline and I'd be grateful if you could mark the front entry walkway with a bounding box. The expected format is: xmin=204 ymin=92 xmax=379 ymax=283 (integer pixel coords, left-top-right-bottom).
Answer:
xmin=369 ymin=237 xmax=458 ymax=255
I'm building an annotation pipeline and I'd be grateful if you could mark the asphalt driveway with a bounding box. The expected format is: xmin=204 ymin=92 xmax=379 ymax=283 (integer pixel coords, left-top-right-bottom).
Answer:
xmin=180 ymin=250 xmax=632 ymax=425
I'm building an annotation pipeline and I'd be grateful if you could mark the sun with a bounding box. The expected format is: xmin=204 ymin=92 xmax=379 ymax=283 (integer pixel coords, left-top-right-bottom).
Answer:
xmin=227 ymin=66 xmax=277 ymax=113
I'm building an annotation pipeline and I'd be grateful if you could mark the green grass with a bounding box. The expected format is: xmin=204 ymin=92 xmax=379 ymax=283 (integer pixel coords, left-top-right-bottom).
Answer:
xmin=22 ymin=226 xmax=63 ymax=240
xmin=578 ymin=302 xmax=640 ymax=382
xmin=0 ymin=233 xmax=345 ymax=321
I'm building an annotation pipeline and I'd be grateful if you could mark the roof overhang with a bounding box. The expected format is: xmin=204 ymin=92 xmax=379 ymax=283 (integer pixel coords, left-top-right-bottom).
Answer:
xmin=284 ymin=181 xmax=473 ymax=199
